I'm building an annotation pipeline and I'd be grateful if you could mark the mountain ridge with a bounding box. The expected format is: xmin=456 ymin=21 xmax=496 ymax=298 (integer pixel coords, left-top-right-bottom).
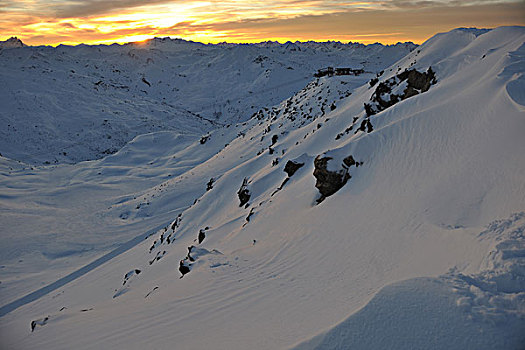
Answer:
xmin=0 ymin=36 xmax=415 ymax=164
xmin=0 ymin=35 xmax=416 ymax=49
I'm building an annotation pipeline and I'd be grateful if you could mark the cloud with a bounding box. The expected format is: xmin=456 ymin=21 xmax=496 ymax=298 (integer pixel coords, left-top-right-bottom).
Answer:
xmin=382 ymin=0 xmax=524 ymax=8
xmin=59 ymin=22 xmax=76 ymax=28
xmin=53 ymin=0 xmax=177 ymax=18
xmin=184 ymin=2 xmax=523 ymax=43
xmin=1 ymin=0 xmax=523 ymax=45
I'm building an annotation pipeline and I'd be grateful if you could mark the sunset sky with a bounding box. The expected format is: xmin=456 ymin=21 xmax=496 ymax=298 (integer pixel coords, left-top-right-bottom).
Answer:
xmin=1 ymin=0 xmax=524 ymax=46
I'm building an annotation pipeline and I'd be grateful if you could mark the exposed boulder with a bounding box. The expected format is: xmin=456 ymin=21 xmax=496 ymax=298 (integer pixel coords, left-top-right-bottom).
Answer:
xmin=272 ymin=159 xmax=306 ymax=196
xmin=284 ymin=160 xmax=304 ymax=177
xmin=141 ymin=77 xmax=151 ymax=87
xmin=179 ymin=260 xmax=190 ymax=278
xmin=198 ymin=229 xmax=206 ymax=244
xmin=342 ymin=155 xmax=356 ymax=167
xmin=171 ymin=214 xmax=181 ymax=231
xmin=187 ymin=245 xmax=195 ymax=261
xmin=313 ymin=155 xmax=358 ymax=203
xmin=358 ymin=118 xmax=374 ymax=133
xmin=149 ymin=251 xmax=166 ymax=265
xmin=206 ymin=178 xmax=214 ymax=191
xmin=237 ymin=178 xmax=251 ymax=207
xmin=123 ymin=269 xmax=142 ymax=285
xmin=31 ymin=317 xmax=49 ymax=332
xmin=245 ymin=208 xmax=254 ymax=223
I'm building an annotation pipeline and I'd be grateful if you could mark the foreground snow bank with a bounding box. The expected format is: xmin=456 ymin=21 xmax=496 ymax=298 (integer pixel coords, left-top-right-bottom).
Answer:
xmin=293 ymin=212 xmax=525 ymax=350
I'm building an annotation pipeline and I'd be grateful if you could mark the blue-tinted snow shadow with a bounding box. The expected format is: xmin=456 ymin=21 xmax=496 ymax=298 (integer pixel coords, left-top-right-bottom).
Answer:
xmin=0 ymin=221 xmax=169 ymax=318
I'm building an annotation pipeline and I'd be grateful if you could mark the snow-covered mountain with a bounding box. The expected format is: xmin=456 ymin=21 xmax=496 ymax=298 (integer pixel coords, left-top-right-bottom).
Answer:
xmin=0 ymin=37 xmax=25 ymax=49
xmin=0 ymin=27 xmax=524 ymax=349
xmin=0 ymin=37 xmax=414 ymax=164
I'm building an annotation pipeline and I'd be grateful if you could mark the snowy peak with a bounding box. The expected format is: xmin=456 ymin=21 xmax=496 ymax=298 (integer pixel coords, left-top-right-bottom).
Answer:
xmin=0 ymin=36 xmax=25 ymax=49
xmin=450 ymin=27 xmax=492 ymax=37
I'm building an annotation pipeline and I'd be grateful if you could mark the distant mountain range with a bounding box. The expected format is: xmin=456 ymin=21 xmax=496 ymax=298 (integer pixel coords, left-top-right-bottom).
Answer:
xmin=0 ymin=36 xmax=415 ymax=164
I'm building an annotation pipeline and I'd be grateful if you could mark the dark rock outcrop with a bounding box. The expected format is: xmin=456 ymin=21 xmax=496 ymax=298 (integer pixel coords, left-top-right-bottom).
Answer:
xmin=342 ymin=155 xmax=356 ymax=168
xmin=284 ymin=160 xmax=304 ymax=177
xmin=179 ymin=260 xmax=190 ymax=278
xmin=246 ymin=208 xmax=254 ymax=223
xmin=313 ymin=155 xmax=358 ymax=203
xmin=171 ymin=214 xmax=181 ymax=231
xmin=187 ymin=245 xmax=195 ymax=261
xmin=366 ymin=67 xmax=436 ymax=117
xmin=237 ymin=178 xmax=251 ymax=207
xmin=358 ymin=118 xmax=373 ymax=133
xmin=31 ymin=317 xmax=49 ymax=332
xmin=398 ymin=67 xmax=436 ymax=93
xmin=141 ymin=77 xmax=151 ymax=87
xmin=123 ymin=269 xmax=142 ymax=285
xmin=206 ymin=178 xmax=214 ymax=191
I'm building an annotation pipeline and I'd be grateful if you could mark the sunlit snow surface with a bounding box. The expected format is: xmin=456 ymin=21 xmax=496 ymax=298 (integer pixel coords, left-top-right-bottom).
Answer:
xmin=0 ymin=27 xmax=524 ymax=349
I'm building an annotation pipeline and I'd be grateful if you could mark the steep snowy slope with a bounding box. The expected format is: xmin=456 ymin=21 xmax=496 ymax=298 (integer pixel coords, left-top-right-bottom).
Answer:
xmin=0 ymin=27 xmax=524 ymax=349
xmin=0 ymin=38 xmax=414 ymax=164
xmin=0 ymin=38 xmax=410 ymax=304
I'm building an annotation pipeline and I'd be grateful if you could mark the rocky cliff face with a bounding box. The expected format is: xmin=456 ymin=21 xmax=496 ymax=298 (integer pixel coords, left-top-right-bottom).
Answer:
xmin=365 ymin=67 xmax=436 ymax=116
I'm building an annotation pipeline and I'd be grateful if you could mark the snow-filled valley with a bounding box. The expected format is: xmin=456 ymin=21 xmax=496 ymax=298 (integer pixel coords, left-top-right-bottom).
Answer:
xmin=0 ymin=37 xmax=414 ymax=165
xmin=0 ymin=27 xmax=524 ymax=349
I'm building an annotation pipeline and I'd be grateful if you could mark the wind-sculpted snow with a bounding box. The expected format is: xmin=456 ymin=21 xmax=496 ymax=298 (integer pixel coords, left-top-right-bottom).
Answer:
xmin=293 ymin=213 xmax=525 ymax=350
xmin=501 ymin=42 xmax=525 ymax=106
xmin=0 ymin=27 xmax=524 ymax=350
xmin=0 ymin=39 xmax=371 ymax=307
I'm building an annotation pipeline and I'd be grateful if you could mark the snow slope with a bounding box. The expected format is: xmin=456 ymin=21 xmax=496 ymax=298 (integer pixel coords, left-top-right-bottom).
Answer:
xmin=0 ymin=38 xmax=411 ymax=304
xmin=0 ymin=27 xmax=524 ymax=349
xmin=294 ymin=213 xmax=525 ymax=350
xmin=0 ymin=37 xmax=414 ymax=164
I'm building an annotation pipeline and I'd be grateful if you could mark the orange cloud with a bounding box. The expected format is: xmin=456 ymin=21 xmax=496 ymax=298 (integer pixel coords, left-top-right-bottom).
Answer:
xmin=0 ymin=1 xmax=523 ymax=45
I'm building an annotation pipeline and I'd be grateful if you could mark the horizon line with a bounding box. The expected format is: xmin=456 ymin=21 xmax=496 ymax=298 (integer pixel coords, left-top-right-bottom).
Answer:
xmin=4 ymin=26 xmax=513 ymax=48
xmin=2 ymin=34 xmax=423 ymax=48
